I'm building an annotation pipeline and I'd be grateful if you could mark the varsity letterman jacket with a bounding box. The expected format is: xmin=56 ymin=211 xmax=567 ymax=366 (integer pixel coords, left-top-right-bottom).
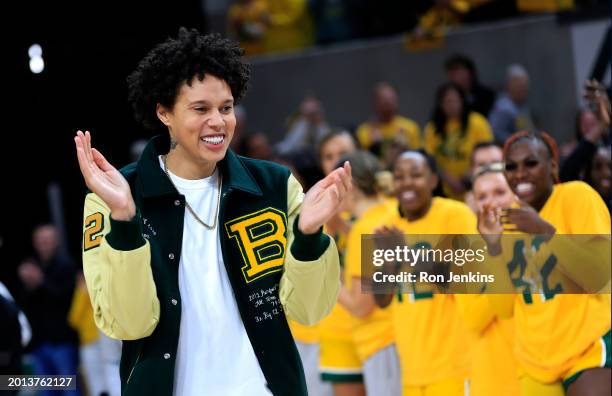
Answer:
xmin=81 ymin=134 xmax=340 ymax=396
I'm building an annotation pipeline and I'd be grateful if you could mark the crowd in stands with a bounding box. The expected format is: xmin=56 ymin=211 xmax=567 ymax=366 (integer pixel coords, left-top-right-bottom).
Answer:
xmin=231 ymin=56 xmax=611 ymax=394
xmin=1 ymin=224 xmax=121 ymax=396
xmin=227 ymin=0 xmax=609 ymax=55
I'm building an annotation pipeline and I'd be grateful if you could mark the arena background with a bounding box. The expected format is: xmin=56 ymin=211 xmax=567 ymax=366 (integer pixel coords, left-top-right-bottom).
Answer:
xmin=2 ymin=0 xmax=609 ymax=325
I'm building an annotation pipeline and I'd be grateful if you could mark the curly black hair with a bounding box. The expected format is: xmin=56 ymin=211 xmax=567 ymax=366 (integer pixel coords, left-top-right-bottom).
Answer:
xmin=127 ymin=27 xmax=251 ymax=130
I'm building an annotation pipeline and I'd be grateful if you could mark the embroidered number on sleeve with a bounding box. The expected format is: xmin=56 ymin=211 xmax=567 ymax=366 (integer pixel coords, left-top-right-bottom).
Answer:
xmin=84 ymin=212 xmax=104 ymax=251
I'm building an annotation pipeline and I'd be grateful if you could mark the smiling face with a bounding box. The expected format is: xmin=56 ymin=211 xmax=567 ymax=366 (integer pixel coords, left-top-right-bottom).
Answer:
xmin=319 ymin=133 xmax=356 ymax=176
xmin=393 ymin=152 xmax=438 ymax=220
xmin=473 ymin=172 xmax=515 ymax=212
xmin=504 ymin=139 xmax=556 ymax=211
xmin=157 ymin=74 xmax=236 ymax=177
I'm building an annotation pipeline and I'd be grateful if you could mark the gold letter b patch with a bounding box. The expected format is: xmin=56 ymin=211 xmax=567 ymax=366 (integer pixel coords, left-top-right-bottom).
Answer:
xmin=225 ymin=208 xmax=287 ymax=283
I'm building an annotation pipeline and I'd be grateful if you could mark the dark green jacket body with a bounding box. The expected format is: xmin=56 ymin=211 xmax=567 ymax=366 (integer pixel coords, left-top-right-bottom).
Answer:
xmin=82 ymin=135 xmax=340 ymax=395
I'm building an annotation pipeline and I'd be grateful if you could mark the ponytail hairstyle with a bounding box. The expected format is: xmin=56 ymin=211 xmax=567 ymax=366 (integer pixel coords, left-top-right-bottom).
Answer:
xmin=336 ymin=150 xmax=384 ymax=197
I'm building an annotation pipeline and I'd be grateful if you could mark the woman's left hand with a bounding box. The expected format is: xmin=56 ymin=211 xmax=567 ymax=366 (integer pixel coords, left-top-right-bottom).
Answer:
xmin=298 ymin=162 xmax=352 ymax=234
xmin=500 ymin=200 xmax=556 ymax=236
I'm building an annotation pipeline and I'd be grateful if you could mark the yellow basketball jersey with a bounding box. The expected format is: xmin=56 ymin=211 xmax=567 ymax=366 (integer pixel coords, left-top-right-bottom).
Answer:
xmin=288 ymin=320 xmax=319 ymax=344
xmin=356 ymin=116 xmax=422 ymax=151
xmin=289 ymin=212 xmax=355 ymax=344
xmin=513 ymin=181 xmax=611 ymax=382
xmin=344 ymin=201 xmax=396 ymax=361
xmin=390 ymin=198 xmax=477 ymax=386
xmin=456 ymin=294 xmax=520 ymax=396
xmin=318 ymin=212 xmax=356 ymax=342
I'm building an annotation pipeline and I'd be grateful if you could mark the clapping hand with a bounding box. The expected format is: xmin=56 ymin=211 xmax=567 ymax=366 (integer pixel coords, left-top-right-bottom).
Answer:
xmin=298 ymin=162 xmax=352 ymax=234
xmin=500 ymin=200 xmax=556 ymax=237
xmin=74 ymin=131 xmax=136 ymax=221
xmin=477 ymin=203 xmax=504 ymax=255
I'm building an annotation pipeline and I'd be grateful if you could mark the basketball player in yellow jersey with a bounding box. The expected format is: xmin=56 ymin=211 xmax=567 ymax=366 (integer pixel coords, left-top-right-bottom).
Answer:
xmin=335 ymin=151 xmax=401 ymax=396
xmin=375 ymin=150 xmax=475 ymax=396
xmin=288 ymin=130 xmax=359 ymax=396
xmin=455 ymin=165 xmax=520 ymax=396
xmin=479 ymin=131 xmax=611 ymax=396
xmin=315 ymin=131 xmax=366 ymax=396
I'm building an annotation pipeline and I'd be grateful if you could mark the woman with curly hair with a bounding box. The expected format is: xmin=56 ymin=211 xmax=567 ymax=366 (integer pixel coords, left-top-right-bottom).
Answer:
xmin=74 ymin=28 xmax=350 ymax=396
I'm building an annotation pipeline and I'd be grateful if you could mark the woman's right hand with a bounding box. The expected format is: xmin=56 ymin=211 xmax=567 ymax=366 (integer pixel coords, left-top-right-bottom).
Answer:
xmin=477 ymin=204 xmax=503 ymax=255
xmin=74 ymin=130 xmax=136 ymax=221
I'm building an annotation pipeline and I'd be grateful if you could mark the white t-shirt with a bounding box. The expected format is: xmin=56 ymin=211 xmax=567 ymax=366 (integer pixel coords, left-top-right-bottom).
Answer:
xmin=160 ymin=157 xmax=272 ymax=396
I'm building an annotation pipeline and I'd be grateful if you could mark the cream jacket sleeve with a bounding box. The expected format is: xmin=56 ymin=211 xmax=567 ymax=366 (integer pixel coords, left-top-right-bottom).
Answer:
xmin=279 ymin=174 xmax=341 ymax=325
xmin=82 ymin=193 xmax=160 ymax=341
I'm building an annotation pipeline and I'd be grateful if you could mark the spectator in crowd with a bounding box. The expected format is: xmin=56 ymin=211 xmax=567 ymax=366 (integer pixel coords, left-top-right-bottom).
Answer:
xmin=488 ymin=64 xmax=537 ymax=144
xmin=263 ymin=0 xmax=314 ymax=53
xmin=561 ymin=79 xmax=611 ymax=209
xmin=444 ymin=54 xmax=496 ymax=116
xmin=227 ymin=0 xmax=268 ymax=55
xmin=585 ymin=146 xmax=611 ymax=210
xmin=0 ymin=280 xmax=31 ymax=382
xmin=424 ymin=83 xmax=493 ymax=200
xmin=356 ymin=83 xmax=421 ymax=169
xmin=241 ymin=132 xmax=274 ymax=161
xmin=17 ymin=224 xmax=80 ymax=396
xmin=276 ymin=96 xmax=330 ymax=156
xmin=69 ymin=271 xmax=121 ymax=396
xmin=410 ymin=0 xmax=469 ymax=40
xmin=318 ymin=129 xmax=357 ymax=177
xmin=464 ymin=141 xmax=503 ymax=211
xmin=560 ymin=108 xmax=602 ymax=159
xmin=230 ymin=104 xmax=248 ymax=155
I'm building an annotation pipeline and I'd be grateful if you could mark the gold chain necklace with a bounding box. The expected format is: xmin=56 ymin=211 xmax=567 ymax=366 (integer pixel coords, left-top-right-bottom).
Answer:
xmin=163 ymin=155 xmax=222 ymax=230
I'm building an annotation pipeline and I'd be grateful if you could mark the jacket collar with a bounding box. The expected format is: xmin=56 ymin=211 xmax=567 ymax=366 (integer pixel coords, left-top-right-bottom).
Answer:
xmin=137 ymin=134 xmax=262 ymax=198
